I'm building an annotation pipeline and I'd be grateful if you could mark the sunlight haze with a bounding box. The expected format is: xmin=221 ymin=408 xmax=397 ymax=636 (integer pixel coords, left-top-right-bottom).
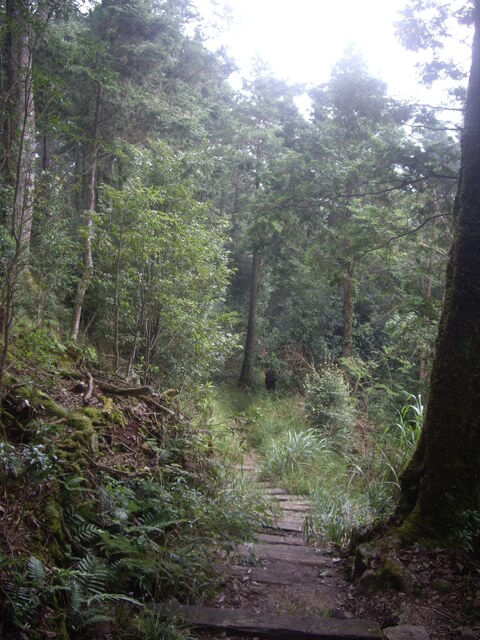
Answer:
xmin=194 ymin=0 xmax=470 ymax=105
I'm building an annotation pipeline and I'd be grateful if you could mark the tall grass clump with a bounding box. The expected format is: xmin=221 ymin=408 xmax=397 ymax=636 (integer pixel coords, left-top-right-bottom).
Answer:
xmin=308 ymin=485 xmax=373 ymax=547
xmin=390 ymin=393 xmax=423 ymax=469
xmin=306 ymin=394 xmax=424 ymax=547
xmin=239 ymin=394 xmax=310 ymax=451
xmin=260 ymin=429 xmax=329 ymax=480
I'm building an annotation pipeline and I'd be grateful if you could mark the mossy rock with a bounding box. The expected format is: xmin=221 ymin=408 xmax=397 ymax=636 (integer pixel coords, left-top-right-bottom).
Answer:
xmin=356 ymin=553 xmax=420 ymax=595
xmin=57 ymin=412 xmax=95 ymax=467
xmin=352 ymin=535 xmax=401 ymax=578
xmin=83 ymin=406 xmax=104 ymax=424
xmin=378 ymin=555 xmax=420 ymax=594
xmin=10 ymin=384 xmax=68 ymax=420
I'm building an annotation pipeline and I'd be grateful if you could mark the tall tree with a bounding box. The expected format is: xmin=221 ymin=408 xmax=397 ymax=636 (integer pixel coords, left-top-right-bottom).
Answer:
xmin=308 ymin=53 xmax=411 ymax=358
xmin=396 ymin=1 xmax=480 ymax=541
xmin=0 ymin=0 xmax=57 ymax=378
xmin=233 ymin=71 xmax=305 ymax=388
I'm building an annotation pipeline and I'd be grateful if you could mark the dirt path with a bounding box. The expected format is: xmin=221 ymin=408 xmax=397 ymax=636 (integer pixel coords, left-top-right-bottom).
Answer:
xmin=171 ymin=462 xmax=382 ymax=639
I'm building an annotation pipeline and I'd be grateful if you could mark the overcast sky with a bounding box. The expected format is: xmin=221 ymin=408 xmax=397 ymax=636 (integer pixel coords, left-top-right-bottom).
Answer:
xmin=192 ymin=0 xmax=472 ymax=106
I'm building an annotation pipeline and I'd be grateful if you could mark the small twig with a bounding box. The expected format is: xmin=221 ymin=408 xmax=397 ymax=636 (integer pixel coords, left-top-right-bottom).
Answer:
xmin=425 ymin=606 xmax=453 ymax=619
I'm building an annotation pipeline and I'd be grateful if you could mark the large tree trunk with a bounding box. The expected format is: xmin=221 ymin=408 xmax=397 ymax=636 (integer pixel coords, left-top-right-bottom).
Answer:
xmin=239 ymin=249 xmax=262 ymax=389
xmin=69 ymin=85 xmax=102 ymax=342
xmin=398 ymin=3 xmax=480 ymax=540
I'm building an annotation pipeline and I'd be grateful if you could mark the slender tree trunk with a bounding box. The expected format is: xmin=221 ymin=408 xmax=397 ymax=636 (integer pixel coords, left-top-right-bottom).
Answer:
xmin=113 ymin=250 xmax=121 ymax=371
xmin=69 ymin=85 xmax=102 ymax=342
xmin=12 ymin=5 xmax=35 ymax=251
xmin=398 ymin=4 xmax=480 ymax=539
xmin=239 ymin=249 xmax=262 ymax=389
xmin=341 ymin=262 xmax=354 ymax=358
xmin=73 ymin=143 xmax=83 ymax=213
xmin=0 ymin=1 xmax=36 ymax=384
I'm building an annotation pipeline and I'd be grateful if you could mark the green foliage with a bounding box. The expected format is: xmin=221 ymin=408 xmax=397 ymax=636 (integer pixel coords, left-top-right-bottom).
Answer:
xmin=10 ymin=324 xmax=67 ymax=370
xmin=308 ymin=484 xmax=373 ymax=547
xmin=215 ymin=387 xmax=425 ymax=547
xmin=93 ymin=143 xmax=238 ymax=385
xmin=391 ymin=394 xmax=423 ymax=461
xmin=132 ymin=611 xmax=194 ymax=640
xmin=304 ymin=366 xmax=356 ymax=444
xmin=449 ymin=509 xmax=480 ymax=556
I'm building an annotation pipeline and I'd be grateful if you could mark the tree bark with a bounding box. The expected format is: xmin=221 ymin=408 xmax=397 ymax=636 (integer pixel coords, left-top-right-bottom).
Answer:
xmin=398 ymin=3 xmax=480 ymax=540
xmin=239 ymin=249 xmax=262 ymax=389
xmin=69 ymin=85 xmax=102 ymax=342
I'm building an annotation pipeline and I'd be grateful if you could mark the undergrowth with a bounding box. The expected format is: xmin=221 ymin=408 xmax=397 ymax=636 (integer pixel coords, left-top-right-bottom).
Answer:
xmin=215 ymin=387 xmax=423 ymax=548
xmin=0 ymin=346 xmax=272 ymax=639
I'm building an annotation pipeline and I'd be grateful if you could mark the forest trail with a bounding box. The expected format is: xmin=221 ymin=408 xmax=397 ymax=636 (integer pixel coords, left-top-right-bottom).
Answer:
xmin=166 ymin=461 xmax=383 ymax=639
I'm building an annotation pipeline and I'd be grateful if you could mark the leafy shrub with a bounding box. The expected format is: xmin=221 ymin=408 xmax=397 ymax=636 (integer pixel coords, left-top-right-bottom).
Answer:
xmin=304 ymin=366 xmax=355 ymax=443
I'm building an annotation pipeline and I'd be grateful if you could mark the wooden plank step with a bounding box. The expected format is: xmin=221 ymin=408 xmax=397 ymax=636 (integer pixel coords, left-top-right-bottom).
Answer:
xmin=279 ymin=502 xmax=310 ymax=512
xmin=227 ymin=565 xmax=320 ymax=585
xmin=239 ymin=543 xmax=331 ymax=566
xmin=234 ymin=465 xmax=259 ymax=472
xmin=264 ymin=487 xmax=289 ymax=495
xmin=274 ymin=494 xmax=309 ymax=502
xmin=268 ymin=519 xmax=305 ymax=533
xmin=160 ymin=603 xmax=383 ymax=639
xmin=255 ymin=533 xmax=304 ymax=545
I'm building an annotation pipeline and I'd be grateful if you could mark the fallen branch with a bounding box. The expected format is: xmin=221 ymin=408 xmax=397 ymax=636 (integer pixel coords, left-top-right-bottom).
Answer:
xmin=138 ymin=395 xmax=176 ymax=417
xmin=60 ymin=370 xmax=153 ymax=396
xmin=83 ymin=371 xmax=94 ymax=403
xmin=97 ymin=382 xmax=154 ymax=397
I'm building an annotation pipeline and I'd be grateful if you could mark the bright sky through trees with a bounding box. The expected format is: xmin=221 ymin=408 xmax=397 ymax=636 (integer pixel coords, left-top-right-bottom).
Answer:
xmin=194 ymin=0 xmax=471 ymax=104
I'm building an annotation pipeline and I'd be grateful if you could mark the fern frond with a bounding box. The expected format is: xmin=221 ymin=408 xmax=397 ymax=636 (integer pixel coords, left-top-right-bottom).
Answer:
xmin=76 ymin=555 xmax=109 ymax=595
xmin=26 ymin=556 xmax=46 ymax=586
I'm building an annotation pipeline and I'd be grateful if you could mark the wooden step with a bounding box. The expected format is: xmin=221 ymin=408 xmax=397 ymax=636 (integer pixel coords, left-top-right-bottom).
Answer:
xmin=226 ymin=564 xmax=320 ymax=585
xmin=239 ymin=543 xmax=332 ymax=566
xmin=160 ymin=603 xmax=382 ymax=639
xmin=255 ymin=532 xmax=304 ymax=545
xmin=279 ymin=502 xmax=310 ymax=512
xmin=268 ymin=518 xmax=306 ymax=533
xmin=274 ymin=494 xmax=309 ymax=502
xmin=264 ymin=487 xmax=289 ymax=495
